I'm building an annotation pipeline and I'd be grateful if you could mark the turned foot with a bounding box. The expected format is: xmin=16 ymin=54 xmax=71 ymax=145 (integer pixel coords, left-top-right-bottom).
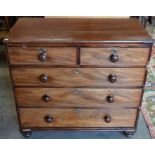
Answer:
xmin=123 ymin=130 xmax=135 ymax=137
xmin=21 ymin=129 xmax=32 ymax=138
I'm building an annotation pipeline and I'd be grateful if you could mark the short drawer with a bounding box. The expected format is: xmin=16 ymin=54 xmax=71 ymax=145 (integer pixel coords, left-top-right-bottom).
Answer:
xmin=16 ymin=88 xmax=142 ymax=108
xmin=19 ymin=108 xmax=137 ymax=128
xmin=7 ymin=47 xmax=77 ymax=65
xmin=12 ymin=67 xmax=146 ymax=87
xmin=81 ymin=48 xmax=150 ymax=66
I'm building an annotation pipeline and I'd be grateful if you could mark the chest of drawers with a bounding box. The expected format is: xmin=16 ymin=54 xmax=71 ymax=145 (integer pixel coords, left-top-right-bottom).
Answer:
xmin=4 ymin=18 xmax=153 ymax=138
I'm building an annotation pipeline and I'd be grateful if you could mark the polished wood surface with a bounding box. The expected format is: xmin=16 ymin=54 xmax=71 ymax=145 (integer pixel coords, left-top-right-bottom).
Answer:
xmin=5 ymin=18 xmax=152 ymax=136
xmin=5 ymin=18 xmax=153 ymax=44
xmin=12 ymin=67 xmax=146 ymax=87
xmin=81 ymin=48 xmax=150 ymax=67
xmin=15 ymin=88 xmax=142 ymax=108
xmin=8 ymin=47 xmax=77 ymax=65
xmin=19 ymin=108 xmax=137 ymax=128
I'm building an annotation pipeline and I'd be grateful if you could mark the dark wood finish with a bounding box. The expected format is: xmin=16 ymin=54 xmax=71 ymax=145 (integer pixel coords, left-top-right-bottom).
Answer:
xmin=11 ymin=67 xmax=146 ymax=87
xmin=104 ymin=115 xmax=111 ymax=123
xmin=123 ymin=130 xmax=135 ymax=137
xmin=5 ymin=18 xmax=153 ymax=44
xmin=108 ymin=74 xmax=117 ymax=83
xmin=38 ymin=48 xmax=47 ymax=62
xmin=21 ymin=129 xmax=32 ymax=138
xmin=44 ymin=115 xmax=53 ymax=123
xmin=39 ymin=74 xmax=48 ymax=83
xmin=15 ymin=88 xmax=142 ymax=108
xmin=6 ymin=43 xmax=153 ymax=48
xmin=5 ymin=18 xmax=153 ymax=136
xmin=7 ymin=47 xmax=77 ymax=65
xmin=42 ymin=94 xmax=51 ymax=102
xmin=106 ymin=95 xmax=114 ymax=103
xmin=19 ymin=108 xmax=137 ymax=128
xmin=110 ymin=50 xmax=119 ymax=63
xmin=81 ymin=48 xmax=150 ymax=67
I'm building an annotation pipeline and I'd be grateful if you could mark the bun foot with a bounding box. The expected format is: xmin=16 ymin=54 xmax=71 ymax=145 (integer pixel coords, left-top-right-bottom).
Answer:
xmin=21 ymin=129 xmax=32 ymax=138
xmin=123 ymin=130 xmax=135 ymax=138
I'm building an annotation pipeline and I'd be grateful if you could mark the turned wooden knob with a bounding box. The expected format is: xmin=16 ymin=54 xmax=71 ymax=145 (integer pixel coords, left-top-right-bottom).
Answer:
xmin=38 ymin=48 xmax=47 ymax=62
xmin=108 ymin=74 xmax=117 ymax=83
xmin=42 ymin=95 xmax=51 ymax=102
xmin=40 ymin=74 xmax=48 ymax=82
xmin=44 ymin=115 xmax=53 ymax=123
xmin=110 ymin=52 xmax=119 ymax=63
xmin=106 ymin=95 xmax=114 ymax=103
xmin=104 ymin=115 xmax=111 ymax=123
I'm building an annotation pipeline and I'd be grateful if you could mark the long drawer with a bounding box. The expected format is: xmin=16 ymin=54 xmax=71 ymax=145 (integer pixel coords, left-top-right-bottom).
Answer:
xmin=81 ymin=48 xmax=150 ymax=66
xmin=7 ymin=47 xmax=77 ymax=65
xmin=12 ymin=67 xmax=146 ymax=87
xmin=19 ymin=108 xmax=137 ymax=128
xmin=15 ymin=88 xmax=142 ymax=108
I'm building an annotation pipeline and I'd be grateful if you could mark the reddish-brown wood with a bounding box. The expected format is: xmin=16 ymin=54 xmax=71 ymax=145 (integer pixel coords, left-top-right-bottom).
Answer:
xmin=6 ymin=43 xmax=153 ymax=48
xmin=81 ymin=47 xmax=150 ymax=67
xmin=8 ymin=47 xmax=77 ymax=65
xmin=19 ymin=108 xmax=137 ymax=128
xmin=11 ymin=67 xmax=146 ymax=87
xmin=15 ymin=88 xmax=142 ymax=108
xmin=5 ymin=18 xmax=153 ymax=137
xmin=5 ymin=18 xmax=153 ymax=44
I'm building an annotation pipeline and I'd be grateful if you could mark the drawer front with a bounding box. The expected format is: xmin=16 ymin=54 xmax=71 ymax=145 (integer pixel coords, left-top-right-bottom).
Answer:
xmin=8 ymin=47 xmax=77 ymax=65
xmin=12 ymin=68 xmax=146 ymax=87
xmin=81 ymin=48 xmax=150 ymax=66
xmin=16 ymin=88 xmax=142 ymax=108
xmin=19 ymin=108 xmax=137 ymax=128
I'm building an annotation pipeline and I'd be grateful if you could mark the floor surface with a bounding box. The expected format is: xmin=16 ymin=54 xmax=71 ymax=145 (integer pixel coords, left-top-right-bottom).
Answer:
xmin=0 ymin=66 xmax=151 ymax=139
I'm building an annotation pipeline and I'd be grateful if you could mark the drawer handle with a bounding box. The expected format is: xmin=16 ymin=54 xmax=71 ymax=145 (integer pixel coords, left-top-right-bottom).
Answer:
xmin=40 ymin=74 xmax=48 ymax=82
xmin=44 ymin=115 xmax=53 ymax=123
xmin=104 ymin=115 xmax=111 ymax=123
xmin=38 ymin=48 xmax=47 ymax=62
xmin=42 ymin=95 xmax=51 ymax=102
xmin=110 ymin=49 xmax=119 ymax=63
xmin=108 ymin=74 xmax=117 ymax=83
xmin=106 ymin=95 xmax=114 ymax=103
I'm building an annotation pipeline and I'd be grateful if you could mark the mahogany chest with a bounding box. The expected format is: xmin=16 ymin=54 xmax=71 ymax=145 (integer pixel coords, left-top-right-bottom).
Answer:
xmin=5 ymin=18 xmax=153 ymax=138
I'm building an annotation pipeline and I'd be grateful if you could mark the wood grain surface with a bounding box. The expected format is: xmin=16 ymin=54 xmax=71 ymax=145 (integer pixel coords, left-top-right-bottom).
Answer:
xmin=81 ymin=47 xmax=150 ymax=66
xmin=8 ymin=47 xmax=77 ymax=65
xmin=19 ymin=108 xmax=137 ymax=128
xmin=15 ymin=88 xmax=142 ymax=108
xmin=6 ymin=18 xmax=152 ymax=132
xmin=5 ymin=18 xmax=152 ymax=44
xmin=11 ymin=67 xmax=146 ymax=87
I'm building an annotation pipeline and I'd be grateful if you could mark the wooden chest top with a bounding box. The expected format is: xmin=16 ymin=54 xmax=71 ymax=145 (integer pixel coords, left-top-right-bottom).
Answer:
xmin=5 ymin=18 xmax=153 ymax=44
